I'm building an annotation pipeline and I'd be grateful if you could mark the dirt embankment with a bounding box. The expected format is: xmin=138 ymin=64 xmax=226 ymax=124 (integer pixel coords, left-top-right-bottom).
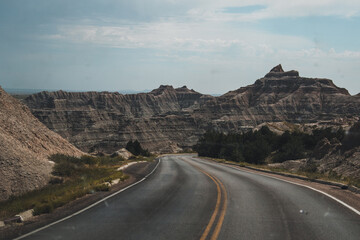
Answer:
xmin=0 ymin=86 xmax=84 ymax=201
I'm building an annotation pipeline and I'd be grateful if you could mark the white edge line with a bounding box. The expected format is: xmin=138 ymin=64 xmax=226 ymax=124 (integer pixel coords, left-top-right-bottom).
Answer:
xmin=14 ymin=159 xmax=161 ymax=240
xmin=194 ymin=157 xmax=360 ymax=216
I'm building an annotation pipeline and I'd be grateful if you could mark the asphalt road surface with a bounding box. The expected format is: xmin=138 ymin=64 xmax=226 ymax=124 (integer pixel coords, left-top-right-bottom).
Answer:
xmin=18 ymin=155 xmax=360 ymax=240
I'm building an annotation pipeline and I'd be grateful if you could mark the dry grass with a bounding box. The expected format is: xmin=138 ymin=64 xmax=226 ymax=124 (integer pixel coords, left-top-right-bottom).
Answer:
xmin=0 ymin=154 xmax=154 ymax=219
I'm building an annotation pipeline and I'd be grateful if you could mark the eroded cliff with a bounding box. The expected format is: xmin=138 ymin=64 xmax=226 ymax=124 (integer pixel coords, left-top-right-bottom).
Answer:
xmin=24 ymin=85 xmax=213 ymax=153
xmin=24 ymin=65 xmax=360 ymax=153
xmin=0 ymin=87 xmax=84 ymax=201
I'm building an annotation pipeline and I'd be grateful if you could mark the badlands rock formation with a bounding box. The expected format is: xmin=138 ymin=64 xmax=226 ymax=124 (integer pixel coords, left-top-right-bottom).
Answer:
xmin=113 ymin=148 xmax=133 ymax=160
xmin=24 ymin=65 xmax=360 ymax=153
xmin=24 ymin=85 xmax=213 ymax=153
xmin=0 ymin=87 xmax=83 ymax=201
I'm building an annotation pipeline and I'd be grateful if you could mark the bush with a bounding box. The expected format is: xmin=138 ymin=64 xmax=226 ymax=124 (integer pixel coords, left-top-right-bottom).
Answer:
xmin=273 ymin=137 xmax=305 ymax=163
xmin=126 ymin=140 xmax=150 ymax=156
xmin=97 ymin=156 xmax=125 ymax=165
xmin=194 ymin=127 xmax=274 ymax=164
xmin=243 ymin=138 xmax=271 ymax=164
xmin=193 ymin=124 xmax=349 ymax=164
xmin=49 ymin=177 xmax=64 ymax=185
xmin=93 ymin=184 xmax=110 ymax=192
xmin=81 ymin=155 xmax=98 ymax=165
xmin=34 ymin=203 xmax=54 ymax=215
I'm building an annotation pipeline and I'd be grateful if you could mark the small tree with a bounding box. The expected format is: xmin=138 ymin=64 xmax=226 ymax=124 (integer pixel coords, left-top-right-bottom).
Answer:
xmin=273 ymin=137 xmax=305 ymax=163
xmin=126 ymin=140 xmax=150 ymax=156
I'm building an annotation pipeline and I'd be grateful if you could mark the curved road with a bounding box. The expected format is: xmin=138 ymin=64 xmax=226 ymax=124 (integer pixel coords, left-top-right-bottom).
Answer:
xmin=18 ymin=155 xmax=360 ymax=240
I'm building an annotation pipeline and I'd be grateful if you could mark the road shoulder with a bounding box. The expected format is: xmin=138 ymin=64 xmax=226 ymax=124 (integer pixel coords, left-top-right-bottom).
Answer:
xmin=0 ymin=160 xmax=158 ymax=240
xmin=197 ymin=157 xmax=360 ymax=213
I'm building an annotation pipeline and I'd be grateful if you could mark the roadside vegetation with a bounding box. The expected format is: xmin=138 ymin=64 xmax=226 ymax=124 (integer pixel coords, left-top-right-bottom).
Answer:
xmin=0 ymin=154 xmax=153 ymax=220
xmin=194 ymin=122 xmax=360 ymax=187
xmin=202 ymin=156 xmax=360 ymax=188
xmin=126 ymin=140 xmax=151 ymax=157
xmin=194 ymin=125 xmax=345 ymax=164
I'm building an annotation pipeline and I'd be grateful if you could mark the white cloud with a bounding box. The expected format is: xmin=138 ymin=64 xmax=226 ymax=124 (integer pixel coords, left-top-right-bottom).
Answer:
xmin=186 ymin=0 xmax=360 ymax=22
xmin=45 ymin=20 xmax=312 ymax=52
xmin=44 ymin=17 xmax=360 ymax=67
xmin=39 ymin=0 xmax=360 ymax=95
xmin=41 ymin=0 xmax=360 ymax=55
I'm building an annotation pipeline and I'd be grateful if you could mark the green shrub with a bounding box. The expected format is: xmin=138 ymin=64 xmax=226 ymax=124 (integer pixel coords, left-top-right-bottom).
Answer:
xmin=34 ymin=202 xmax=54 ymax=215
xmin=81 ymin=155 xmax=98 ymax=165
xmin=126 ymin=140 xmax=150 ymax=156
xmin=193 ymin=124 xmax=352 ymax=164
xmin=49 ymin=177 xmax=64 ymax=185
xmin=273 ymin=137 xmax=305 ymax=163
xmin=93 ymin=184 xmax=110 ymax=192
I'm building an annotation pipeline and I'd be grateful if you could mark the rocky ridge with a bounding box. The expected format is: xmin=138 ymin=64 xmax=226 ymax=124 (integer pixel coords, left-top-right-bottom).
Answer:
xmin=269 ymin=138 xmax=360 ymax=181
xmin=24 ymin=85 xmax=213 ymax=153
xmin=24 ymin=65 xmax=360 ymax=153
xmin=0 ymin=87 xmax=84 ymax=201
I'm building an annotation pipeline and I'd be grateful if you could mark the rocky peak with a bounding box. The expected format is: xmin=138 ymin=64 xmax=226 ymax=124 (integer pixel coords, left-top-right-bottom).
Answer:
xmin=176 ymin=85 xmax=191 ymax=92
xmin=150 ymin=85 xmax=175 ymax=95
xmin=264 ymin=64 xmax=299 ymax=78
xmin=176 ymin=85 xmax=199 ymax=94
xmin=158 ymin=85 xmax=174 ymax=90
xmin=270 ymin=64 xmax=284 ymax=73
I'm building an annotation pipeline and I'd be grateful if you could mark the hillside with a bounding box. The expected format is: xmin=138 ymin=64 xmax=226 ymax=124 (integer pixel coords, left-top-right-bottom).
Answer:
xmin=23 ymin=65 xmax=360 ymax=153
xmin=0 ymin=87 xmax=84 ymax=201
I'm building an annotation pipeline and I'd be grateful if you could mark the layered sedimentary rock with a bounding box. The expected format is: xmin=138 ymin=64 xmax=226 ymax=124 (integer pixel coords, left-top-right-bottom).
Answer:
xmin=200 ymin=65 xmax=358 ymax=130
xmin=24 ymin=65 xmax=360 ymax=153
xmin=0 ymin=87 xmax=84 ymax=201
xmin=24 ymin=85 xmax=212 ymax=153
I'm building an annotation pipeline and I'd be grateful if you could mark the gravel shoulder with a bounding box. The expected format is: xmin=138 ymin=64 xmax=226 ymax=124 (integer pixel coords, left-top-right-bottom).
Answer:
xmin=0 ymin=160 xmax=158 ymax=240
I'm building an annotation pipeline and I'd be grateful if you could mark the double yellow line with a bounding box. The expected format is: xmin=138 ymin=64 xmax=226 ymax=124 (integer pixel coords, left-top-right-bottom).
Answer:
xmin=186 ymin=161 xmax=228 ymax=240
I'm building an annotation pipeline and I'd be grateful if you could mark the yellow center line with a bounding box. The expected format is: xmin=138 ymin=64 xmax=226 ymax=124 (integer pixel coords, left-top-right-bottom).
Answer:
xmin=210 ymin=176 xmax=227 ymax=240
xmin=199 ymin=171 xmax=221 ymax=240
xmin=184 ymin=159 xmax=227 ymax=240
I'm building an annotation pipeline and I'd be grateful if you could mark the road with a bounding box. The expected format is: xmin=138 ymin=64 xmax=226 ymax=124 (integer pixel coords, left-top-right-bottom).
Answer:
xmin=18 ymin=155 xmax=360 ymax=240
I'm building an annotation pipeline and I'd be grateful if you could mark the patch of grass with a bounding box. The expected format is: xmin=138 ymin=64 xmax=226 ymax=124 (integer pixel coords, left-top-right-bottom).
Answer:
xmin=134 ymin=155 xmax=156 ymax=162
xmin=0 ymin=154 xmax=139 ymax=219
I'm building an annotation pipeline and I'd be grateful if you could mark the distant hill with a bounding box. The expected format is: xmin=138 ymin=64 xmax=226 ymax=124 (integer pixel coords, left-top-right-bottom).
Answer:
xmin=5 ymin=88 xmax=151 ymax=95
xmin=0 ymin=87 xmax=84 ymax=201
xmin=4 ymin=88 xmax=54 ymax=95
xmin=23 ymin=65 xmax=360 ymax=153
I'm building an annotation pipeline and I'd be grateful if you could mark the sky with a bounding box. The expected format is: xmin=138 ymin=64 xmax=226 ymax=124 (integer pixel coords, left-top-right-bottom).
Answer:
xmin=1 ymin=0 xmax=360 ymax=95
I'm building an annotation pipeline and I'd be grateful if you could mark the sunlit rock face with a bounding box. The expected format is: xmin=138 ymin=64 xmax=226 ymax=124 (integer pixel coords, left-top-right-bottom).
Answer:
xmin=24 ymin=65 xmax=360 ymax=153
xmin=0 ymin=87 xmax=84 ymax=201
